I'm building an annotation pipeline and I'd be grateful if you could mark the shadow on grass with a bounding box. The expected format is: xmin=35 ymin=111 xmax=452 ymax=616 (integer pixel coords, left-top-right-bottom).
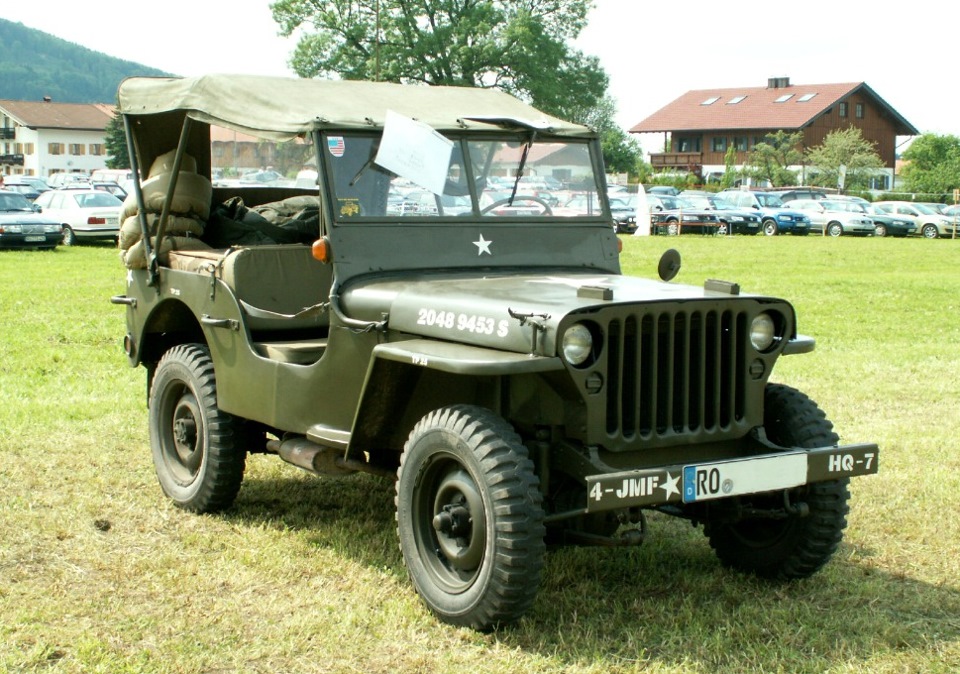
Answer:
xmin=227 ymin=471 xmax=959 ymax=672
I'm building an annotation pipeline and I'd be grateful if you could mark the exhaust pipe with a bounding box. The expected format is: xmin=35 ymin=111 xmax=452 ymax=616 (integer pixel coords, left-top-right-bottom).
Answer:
xmin=268 ymin=437 xmax=355 ymax=477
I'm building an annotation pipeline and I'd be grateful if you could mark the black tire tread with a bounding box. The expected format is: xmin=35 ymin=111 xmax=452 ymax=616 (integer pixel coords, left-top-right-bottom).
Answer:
xmin=396 ymin=404 xmax=545 ymax=630
xmin=705 ymin=384 xmax=850 ymax=580
xmin=150 ymin=344 xmax=246 ymax=513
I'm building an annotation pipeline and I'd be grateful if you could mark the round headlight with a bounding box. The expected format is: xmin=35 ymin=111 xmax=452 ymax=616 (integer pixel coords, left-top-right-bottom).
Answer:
xmin=562 ymin=323 xmax=593 ymax=366
xmin=750 ymin=313 xmax=776 ymax=351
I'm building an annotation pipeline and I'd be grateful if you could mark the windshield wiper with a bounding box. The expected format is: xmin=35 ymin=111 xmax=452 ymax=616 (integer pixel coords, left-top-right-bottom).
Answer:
xmin=508 ymin=132 xmax=536 ymax=206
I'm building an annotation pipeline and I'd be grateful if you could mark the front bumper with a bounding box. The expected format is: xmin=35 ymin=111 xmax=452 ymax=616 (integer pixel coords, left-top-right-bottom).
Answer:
xmin=585 ymin=442 xmax=878 ymax=513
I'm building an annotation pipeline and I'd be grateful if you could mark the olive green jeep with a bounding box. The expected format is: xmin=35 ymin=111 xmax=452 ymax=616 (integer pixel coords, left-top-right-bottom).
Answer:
xmin=113 ymin=74 xmax=878 ymax=630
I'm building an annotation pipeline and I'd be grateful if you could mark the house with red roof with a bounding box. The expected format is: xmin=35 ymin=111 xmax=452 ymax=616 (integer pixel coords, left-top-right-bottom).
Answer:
xmin=629 ymin=77 xmax=918 ymax=189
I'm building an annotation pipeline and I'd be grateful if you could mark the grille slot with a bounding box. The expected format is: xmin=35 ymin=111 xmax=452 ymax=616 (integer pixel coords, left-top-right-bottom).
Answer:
xmin=604 ymin=308 xmax=746 ymax=440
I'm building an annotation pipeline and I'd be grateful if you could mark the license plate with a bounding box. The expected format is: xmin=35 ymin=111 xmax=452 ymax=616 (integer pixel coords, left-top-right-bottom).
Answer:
xmin=682 ymin=453 xmax=807 ymax=503
xmin=24 ymin=235 xmax=45 ymax=242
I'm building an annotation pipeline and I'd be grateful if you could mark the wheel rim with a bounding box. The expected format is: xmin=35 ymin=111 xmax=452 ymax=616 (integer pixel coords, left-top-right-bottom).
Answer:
xmin=413 ymin=452 xmax=487 ymax=594
xmin=62 ymin=227 xmax=75 ymax=245
xmin=159 ymin=383 xmax=205 ymax=484
xmin=828 ymin=224 xmax=841 ymax=237
xmin=764 ymin=222 xmax=776 ymax=236
xmin=875 ymin=225 xmax=886 ymax=237
xmin=923 ymin=225 xmax=938 ymax=238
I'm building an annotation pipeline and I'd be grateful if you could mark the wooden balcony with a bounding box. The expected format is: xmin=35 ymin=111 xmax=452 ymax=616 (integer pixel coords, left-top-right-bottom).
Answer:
xmin=649 ymin=152 xmax=702 ymax=172
xmin=0 ymin=128 xmax=15 ymax=140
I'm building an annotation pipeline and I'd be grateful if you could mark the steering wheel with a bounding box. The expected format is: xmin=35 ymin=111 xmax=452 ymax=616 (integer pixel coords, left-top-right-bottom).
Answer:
xmin=480 ymin=195 xmax=554 ymax=216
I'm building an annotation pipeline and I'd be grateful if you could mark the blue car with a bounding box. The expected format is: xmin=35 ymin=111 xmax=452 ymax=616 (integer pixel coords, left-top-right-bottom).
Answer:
xmin=721 ymin=190 xmax=812 ymax=235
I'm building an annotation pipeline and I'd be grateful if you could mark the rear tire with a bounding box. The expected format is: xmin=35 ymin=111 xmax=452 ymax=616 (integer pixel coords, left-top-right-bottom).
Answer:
xmin=149 ymin=344 xmax=246 ymax=513
xmin=396 ymin=405 xmax=545 ymax=630
xmin=705 ymin=384 xmax=850 ymax=579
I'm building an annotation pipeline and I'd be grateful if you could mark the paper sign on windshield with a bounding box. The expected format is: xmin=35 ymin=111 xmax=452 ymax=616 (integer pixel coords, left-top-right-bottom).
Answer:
xmin=374 ymin=110 xmax=454 ymax=195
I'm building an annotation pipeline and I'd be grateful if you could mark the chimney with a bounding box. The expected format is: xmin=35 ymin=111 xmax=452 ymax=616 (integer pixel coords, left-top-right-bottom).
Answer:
xmin=767 ymin=77 xmax=790 ymax=89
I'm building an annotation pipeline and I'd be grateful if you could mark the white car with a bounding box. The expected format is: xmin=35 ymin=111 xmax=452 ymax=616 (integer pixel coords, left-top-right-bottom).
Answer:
xmin=872 ymin=201 xmax=958 ymax=239
xmin=34 ymin=189 xmax=123 ymax=245
xmin=788 ymin=199 xmax=876 ymax=236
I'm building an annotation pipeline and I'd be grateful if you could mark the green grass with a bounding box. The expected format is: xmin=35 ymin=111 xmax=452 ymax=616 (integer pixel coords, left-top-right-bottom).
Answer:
xmin=1 ymin=236 xmax=958 ymax=673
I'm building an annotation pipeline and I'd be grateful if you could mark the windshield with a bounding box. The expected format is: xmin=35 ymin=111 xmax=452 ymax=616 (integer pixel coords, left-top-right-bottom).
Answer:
xmin=914 ymin=203 xmax=938 ymax=215
xmin=756 ymin=193 xmax=785 ymax=207
xmin=324 ymin=133 xmax=603 ymax=222
xmin=0 ymin=193 xmax=34 ymax=212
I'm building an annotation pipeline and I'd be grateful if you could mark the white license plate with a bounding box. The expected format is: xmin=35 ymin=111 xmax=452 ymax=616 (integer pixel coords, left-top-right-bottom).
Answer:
xmin=682 ymin=452 xmax=807 ymax=503
xmin=24 ymin=235 xmax=45 ymax=242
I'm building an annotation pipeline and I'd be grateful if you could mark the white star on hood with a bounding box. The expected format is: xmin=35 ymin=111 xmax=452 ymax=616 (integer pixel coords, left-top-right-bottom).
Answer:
xmin=473 ymin=234 xmax=492 ymax=255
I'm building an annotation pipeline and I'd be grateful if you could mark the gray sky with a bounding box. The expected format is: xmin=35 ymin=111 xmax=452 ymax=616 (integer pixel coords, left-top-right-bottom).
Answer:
xmin=3 ymin=0 xmax=953 ymax=149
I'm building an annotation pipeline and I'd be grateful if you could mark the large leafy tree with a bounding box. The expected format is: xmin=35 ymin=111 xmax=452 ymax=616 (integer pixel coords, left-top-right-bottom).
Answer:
xmin=805 ymin=127 xmax=883 ymax=191
xmin=900 ymin=133 xmax=960 ymax=194
xmin=269 ymin=0 xmax=608 ymax=122
xmin=743 ymin=130 xmax=802 ymax=187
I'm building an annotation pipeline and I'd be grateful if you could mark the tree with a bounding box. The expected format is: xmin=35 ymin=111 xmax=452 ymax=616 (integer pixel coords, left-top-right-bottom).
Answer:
xmin=805 ymin=127 xmax=883 ymax=192
xmin=743 ymin=130 xmax=802 ymax=187
xmin=569 ymin=94 xmax=643 ymax=176
xmin=900 ymin=133 xmax=960 ymax=194
xmin=270 ymin=0 xmax=608 ymax=122
xmin=720 ymin=143 xmax=738 ymax=189
xmin=103 ymin=109 xmax=130 ymax=170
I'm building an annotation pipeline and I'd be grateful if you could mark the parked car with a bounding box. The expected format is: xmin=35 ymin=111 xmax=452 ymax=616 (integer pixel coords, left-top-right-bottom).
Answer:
xmin=647 ymin=195 xmax=721 ymax=235
xmin=788 ymin=199 xmax=876 ymax=236
xmin=864 ymin=205 xmax=916 ymax=238
xmin=645 ymin=185 xmax=680 ymax=196
xmin=720 ymin=190 xmax=812 ymax=236
xmin=872 ymin=201 xmax=958 ymax=239
xmin=46 ymin=172 xmax=91 ymax=189
xmin=1 ymin=179 xmax=43 ymax=201
xmin=680 ymin=193 xmax=762 ymax=235
xmin=16 ymin=176 xmax=50 ymax=194
xmin=768 ymin=187 xmax=829 ymax=203
xmin=608 ymin=196 xmax=637 ymax=233
xmin=0 ymin=189 xmax=63 ymax=250
xmin=33 ymin=188 xmax=123 ymax=245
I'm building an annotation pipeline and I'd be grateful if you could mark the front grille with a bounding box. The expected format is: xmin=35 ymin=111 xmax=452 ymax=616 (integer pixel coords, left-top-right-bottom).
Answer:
xmin=603 ymin=308 xmax=747 ymax=442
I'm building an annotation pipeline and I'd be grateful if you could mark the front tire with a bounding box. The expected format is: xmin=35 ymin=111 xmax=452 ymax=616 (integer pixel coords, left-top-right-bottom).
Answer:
xmin=827 ymin=222 xmax=843 ymax=237
xmin=396 ymin=405 xmax=545 ymax=630
xmin=149 ymin=344 xmax=246 ymax=513
xmin=922 ymin=223 xmax=939 ymax=239
xmin=873 ymin=223 xmax=887 ymax=237
xmin=705 ymin=384 xmax=850 ymax=579
xmin=763 ymin=220 xmax=779 ymax=236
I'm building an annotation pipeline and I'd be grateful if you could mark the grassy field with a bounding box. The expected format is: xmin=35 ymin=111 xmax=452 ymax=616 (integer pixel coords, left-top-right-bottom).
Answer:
xmin=1 ymin=235 xmax=958 ymax=673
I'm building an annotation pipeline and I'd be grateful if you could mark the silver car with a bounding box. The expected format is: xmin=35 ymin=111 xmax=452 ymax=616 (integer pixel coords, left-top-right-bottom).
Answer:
xmin=788 ymin=199 xmax=876 ymax=236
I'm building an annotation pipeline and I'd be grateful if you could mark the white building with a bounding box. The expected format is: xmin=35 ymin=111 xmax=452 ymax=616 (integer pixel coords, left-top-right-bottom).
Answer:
xmin=0 ymin=97 xmax=114 ymax=180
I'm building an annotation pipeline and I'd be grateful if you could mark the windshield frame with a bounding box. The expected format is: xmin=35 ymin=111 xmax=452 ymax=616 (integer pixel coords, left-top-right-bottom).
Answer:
xmin=317 ymin=130 xmax=609 ymax=226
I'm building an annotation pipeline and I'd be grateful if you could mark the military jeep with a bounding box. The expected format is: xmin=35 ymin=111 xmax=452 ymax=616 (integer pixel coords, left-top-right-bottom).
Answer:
xmin=113 ymin=74 xmax=878 ymax=630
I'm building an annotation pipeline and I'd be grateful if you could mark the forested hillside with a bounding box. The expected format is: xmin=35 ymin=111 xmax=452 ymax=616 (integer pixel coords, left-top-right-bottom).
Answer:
xmin=0 ymin=19 xmax=169 ymax=104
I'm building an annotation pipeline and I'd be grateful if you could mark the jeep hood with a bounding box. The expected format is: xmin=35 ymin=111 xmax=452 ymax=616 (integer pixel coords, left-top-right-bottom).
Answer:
xmin=340 ymin=271 xmax=767 ymax=356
